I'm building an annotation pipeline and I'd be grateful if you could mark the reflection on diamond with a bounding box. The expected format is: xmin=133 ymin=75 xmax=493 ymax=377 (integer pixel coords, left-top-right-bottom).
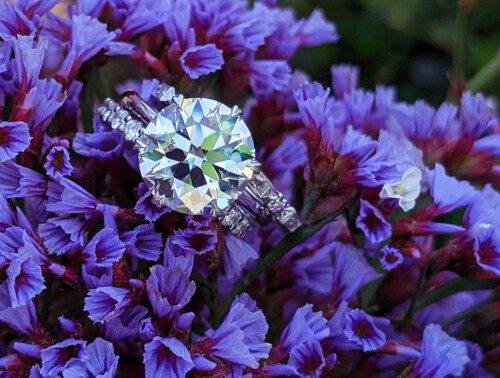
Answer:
xmin=137 ymin=98 xmax=255 ymax=214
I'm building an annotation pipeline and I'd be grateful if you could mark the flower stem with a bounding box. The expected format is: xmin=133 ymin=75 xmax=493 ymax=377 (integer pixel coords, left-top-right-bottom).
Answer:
xmin=467 ymin=52 xmax=500 ymax=92
xmin=215 ymin=210 xmax=343 ymax=326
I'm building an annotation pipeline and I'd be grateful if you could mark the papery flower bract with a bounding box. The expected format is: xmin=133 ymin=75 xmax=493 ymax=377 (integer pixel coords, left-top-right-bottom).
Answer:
xmin=43 ymin=142 xmax=74 ymax=179
xmin=331 ymin=64 xmax=359 ymax=98
xmin=6 ymin=254 xmax=45 ymax=308
xmin=46 ymin=178 xmax=98 ymax=216
xmin=289 ymin=340 xmax=335 ymax=378
xmin=200 ymin=293 xmax=271 ymax=369
xmin=246 ymin=59 xmax=292 ymax=95
xmin=460 ymin=92 xmax=495 ymax=138
xmin=277 ymin=304 xmax=329 ymax=354
xmin=356 ymin=200 xmax=392 ymax=244
xmin=330 ymin=242 xmax=381 ymax=305
xmin=380 ymin=166 xmax=422 ymax=211
xmin=134 ymin=182 xmax=171 ymax=222
xmin=0 ymin=296 xmax=38 ymax=336
xmin=143 ymin=337 xmax=194 ymax=378
xmin=0 ymin=2 xmax=35 ymax=40
xmin=473 ymin=226 xmax=500 ymax=275
xmin=379 ymin=246 xmax=404 ymax=271
xmin=38 ymin=217 xmax=85 ymax=255
xmin=103 ymin=306 xmax=149 ymax=342
xmin=0 ymin=121 xmax=31 ymax=162
xmin=121 ymin=223 xmax=163 ymax=261
xmin=344 ymin=309 xmax=388 ymax=352
xmin=84 ymin=286 xmax=132 ymax=323
xmin=16 ymin=0 xmax=59 ymax=19
xmin=180 ymin=44 xmax=224 ymax=79
xmin=11 ymin=35 xmax=46 ymax=93
xmin=146 ymin=265 xmax=195 ymax=319
xmin=411 ymin=324 xmax=470 ymax=378
xmin=62 ymin=338 xmax=119 ymax=378
xmin=73 ymin=131 xmax=124 ymax=160
xmin=427 ymin=164 xmax=476 ymax=213
xmin=223 ymin=234 xmax=259 ymax=279
xmin=83 ymin=228 xmax=125 ymax=267
xmin=0 ymin=160 xmax=46 ymax=198
xmin=170 ymin=227 xmax=217 ymax=257
xmin=290 ymin=9 xmax=339 ymax=47
xmin=40 ymin=338 xmax=86 ymax=377
xmin=57 ymin=14 xmax=115 ymax=83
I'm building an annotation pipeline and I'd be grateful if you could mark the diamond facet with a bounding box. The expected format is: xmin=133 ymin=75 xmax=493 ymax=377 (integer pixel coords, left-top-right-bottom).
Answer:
xmin=137 ymin=98 xmax=255 ymax=214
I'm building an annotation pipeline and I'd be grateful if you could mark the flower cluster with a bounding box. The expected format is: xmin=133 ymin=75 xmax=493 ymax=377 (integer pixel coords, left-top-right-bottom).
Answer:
xmin=0 ymin=0 xmax=498 ymax=377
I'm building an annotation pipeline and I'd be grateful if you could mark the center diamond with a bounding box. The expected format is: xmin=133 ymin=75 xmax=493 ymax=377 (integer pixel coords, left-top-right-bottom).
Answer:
xmin=137 ymin=97 xmax=255 ymax=215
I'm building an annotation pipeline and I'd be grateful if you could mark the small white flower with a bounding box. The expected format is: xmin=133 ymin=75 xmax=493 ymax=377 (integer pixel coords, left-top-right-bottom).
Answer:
xmin=380 ymin=167 xmax=422 ymax=211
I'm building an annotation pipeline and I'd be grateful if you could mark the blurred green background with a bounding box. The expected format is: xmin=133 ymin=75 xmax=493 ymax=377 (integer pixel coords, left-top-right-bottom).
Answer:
xmin=285 ymin=0 xmax=500 ymax=105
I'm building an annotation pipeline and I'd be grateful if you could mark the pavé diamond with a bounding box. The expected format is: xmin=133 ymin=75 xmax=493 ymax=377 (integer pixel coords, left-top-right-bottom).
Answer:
xmin=137 ymin=98 xmax=255 ymax=214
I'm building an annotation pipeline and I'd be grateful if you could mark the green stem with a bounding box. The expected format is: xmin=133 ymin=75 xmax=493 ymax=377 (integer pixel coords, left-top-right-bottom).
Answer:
xmin=215 ymin=211 xmax=343 ymax=325
xmin=467 ymin=52 xmax=500 ymax=92
xmin=452 ymin=1 xmax=473 ymax=80
xmin=403 ymin=261 xmax=429 ymax=325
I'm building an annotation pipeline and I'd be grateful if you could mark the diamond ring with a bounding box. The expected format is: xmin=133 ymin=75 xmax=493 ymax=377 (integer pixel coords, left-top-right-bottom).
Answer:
xmin=97 ymin=84 xmax=302 ymax=238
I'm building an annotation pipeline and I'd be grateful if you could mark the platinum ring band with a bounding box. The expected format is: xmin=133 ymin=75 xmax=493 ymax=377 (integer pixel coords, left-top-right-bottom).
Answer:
xmin=97 ymin=84 xmax=303 ymax=238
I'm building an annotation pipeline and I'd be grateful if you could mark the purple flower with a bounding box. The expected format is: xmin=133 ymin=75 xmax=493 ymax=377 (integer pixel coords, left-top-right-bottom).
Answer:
xmin=84 ymin=286 xmax=132 ymax=322
xmin=379 ymin=246 xmax=404 ymax=271
xmin=57 ymin=15 xmax=115 ymax=83
xmin=73 ymin=131 xmax=124 ymax=160
xmin=170 ymin=227 xmax=217 ymax=257
xmin=134 ymin=183 xmax=171 ymax=222
xmin=294 ymin=82 xmax=331 ymax=131
xmin=146 ymin=265 xmax=195 ymax=319
xmin=180 ymin=44 xmax=224 ymax=79
xmin=290 ymin=9 xmax=338 ymax=48
xmin=103 ymin=306 xmax=148 ymax=342
xmin=16 ymin=0 xmax=59 ymax=19
xmin=289 ymin=340 xmax=335 ymax=378
xmin=121 ymin=223 xmax=163 ymax=261
xmin=200 ymin=293 xmax=271 ymax=369
xmin=291 ymin=245 xmax=334 ymax=294
xmin=76 ymin=0 xmax=107 ymax=18
xmin=43 ymin=142 xmax=74 ymax=178
xmin=23 ymin=78 xmax=66 ymax=132
xmin=0 ymin=190 xmax=16 ymax=231
xmin=427 ymin=164 xmax=476 ymax=213
xmin=356 ymin=200 xmax=392 ymax=243
xmin=38 ymin=217 xmax=85 ymax=255
xmin=330 ymin=242 xmax=381 ymax=304
xmin=247 ymin=60 xmax=292 ymax=95
xmin=277 ymin=304 xmax=329 ymax=354
xmin=64 ymin=338 xmax=119 ymax=377
xmin=40 ymin=338 xmax=86 ymax=377
xmin=11 ymin=35 xmax=46 ymax=93
xmin=0 ymin=160 xmax=46 ymax=198
xmin=0 ymin=3 xmax=35 ymax=40
xmin=0 ymin=226 xmax=45 ymax=263
xmin=117 ymin=0 xmax=168 ymax=40
xmin=344 ymin=309 xmax=388 ymax=352
xmin=0 ymin=297 xmax=38 ymax=335
xmin=83 ymin=228 xmax=125 ymax=267
xmin=460 ymin=92 xmax=495 ymax=138
xmin=0 ymin=121 xmax=31 ymax=162
xmin=6 ymin=255 xmax=45 ymax=308
xmin=223 ymin=234 xmax=259 ymax=279
xmin=411 ymin=324 xmax=470 ymax=378
xmin=143 ymin=337 xmax=194 ymax=378
xmin=82 ymin=264 xmax=113 ymax=290
xmin=46 ymin=178 xmax=98 ymax=216
xmin=331 ymin=64 xmax=359 ymax=98
xmin=393 ymin=101 xmax=457 ymax=145
xmin=473 ymin=226 xmax=500 ymax=275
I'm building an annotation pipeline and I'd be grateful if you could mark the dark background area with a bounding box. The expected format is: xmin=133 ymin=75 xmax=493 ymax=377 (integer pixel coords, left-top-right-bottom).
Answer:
xmin=285 ymin=0 xmax=500 ymax=105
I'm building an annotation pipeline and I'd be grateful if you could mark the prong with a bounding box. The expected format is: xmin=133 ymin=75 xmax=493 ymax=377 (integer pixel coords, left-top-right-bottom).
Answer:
xmin=153 ymin=84 xmax=177 ymax=103
xmin=172 ymin=94 xmax=184 ymax=106
xmin=247 ymin=161 xmax=262 ymax=173
xmin=232 ymin=105 xmax=243 ymax=117
xmin=150 ymin=195 xmax=164 ymax=209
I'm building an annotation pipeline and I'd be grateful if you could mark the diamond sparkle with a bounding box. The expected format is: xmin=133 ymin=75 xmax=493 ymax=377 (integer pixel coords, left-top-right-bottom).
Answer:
xmin=137 ymin=98 xmax=255 ymax=214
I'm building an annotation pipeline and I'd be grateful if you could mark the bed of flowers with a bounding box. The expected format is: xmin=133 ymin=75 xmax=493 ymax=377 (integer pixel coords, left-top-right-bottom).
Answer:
xmin=0 ymin=0 xmax=498 ymax=377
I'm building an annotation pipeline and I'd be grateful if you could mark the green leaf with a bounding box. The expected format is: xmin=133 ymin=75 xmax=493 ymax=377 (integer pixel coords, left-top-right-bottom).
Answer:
xmin=359 ymin=277 xmax=384 ymax=311
xmin=414 ymin=277 xmax=499 ymax=313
